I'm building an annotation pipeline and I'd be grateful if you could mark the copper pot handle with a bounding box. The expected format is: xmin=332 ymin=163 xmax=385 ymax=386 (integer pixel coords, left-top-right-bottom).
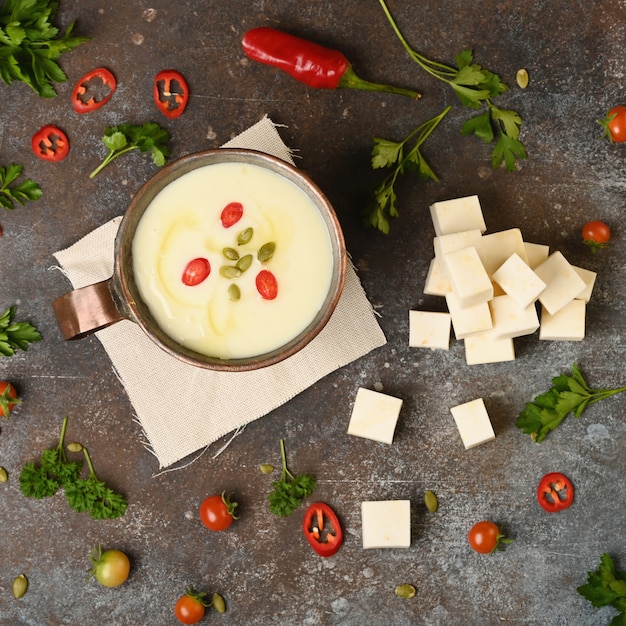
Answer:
xmin=52 ymin=279 xmax=124 ymax=340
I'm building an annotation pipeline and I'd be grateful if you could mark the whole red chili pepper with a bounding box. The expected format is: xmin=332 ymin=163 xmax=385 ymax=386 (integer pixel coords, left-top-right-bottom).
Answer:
xmin=154 ymin=69 xmax=189 ymax=119
xmin=31 ymin=125 xmax=70 ymax=162
xmin=303 ymin=502 xmax=343 ymax=557
xmin=72 ymin=67 xmax=117 ymax=114
xmin=242 ymin=27 xmax=420 ymax=99
xmin=537 ymin=472 xmax=574 ymax=513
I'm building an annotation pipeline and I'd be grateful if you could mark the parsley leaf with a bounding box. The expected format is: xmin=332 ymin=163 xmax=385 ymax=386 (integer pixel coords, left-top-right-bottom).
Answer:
xmin=379 ymin=0 xmax=526 ymax=171
xmin=366 ymin=106 xmax=451 ymax=233
xmin=515 ymin=364 xmax=626 ymax=442
xmin=267 ymin=439 xmax=316 ymax=517
xmin=0 ymin=305 xmax=42 ymax=357
xmin=65 ymin=447 xmax=127 ymax=520
xmin=0 ymin=0 xmax=89 ymax=98
xmin=89 ymin=122 xmax=171 ymax=178
xmin=19 ymin=416 xmax=82 ymax=498
xmin=578 ymin=554 xmax=626 ymax=624
xmin=0 ymin=164 xmax=43 ymax=210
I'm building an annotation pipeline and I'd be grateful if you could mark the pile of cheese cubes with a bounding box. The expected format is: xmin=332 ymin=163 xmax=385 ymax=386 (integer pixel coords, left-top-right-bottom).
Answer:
xmin=409 ymin=195 xmax=597 ymax=364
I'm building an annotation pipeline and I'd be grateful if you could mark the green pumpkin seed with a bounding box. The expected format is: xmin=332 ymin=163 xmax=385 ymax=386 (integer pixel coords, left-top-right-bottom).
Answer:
xmin=211 ymin=592 xmax=226 ymax=613
xmin=223 ymin=247 xmax=239 ymax=261
xmin=228 ymin=284 xmax=241 ymax=301
xmin=259 ymin=464 xmax=274 ymax=475
xmin=424 ymin=490 xmax=438 ymax=513
xmin=220 ymin=266 xmax=242 ymax=279
xmin=67 ymin=442 xmax=83 ymax=453
xmin=13 ymin=573 xmax=28 ymax=599
xmin=395 ymin=584 xmax=416 ymax=599
xmin=258 ymin=242 xmax=276 ymax=263
xmin=236 ymin=254 xmax=253 ymax=272
xmin=237 ymin=227 xmax=253 ymax=245
xmin=516 ymin=68 xmax=529 ymax=89
xmin=0 ymin=467 xmax=8 ymax=483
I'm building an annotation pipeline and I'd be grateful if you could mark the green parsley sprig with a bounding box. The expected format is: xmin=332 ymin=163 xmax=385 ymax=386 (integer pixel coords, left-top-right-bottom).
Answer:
xmin=0 ymin=0 xmax=90 ymax=98
xmin=0 ymin=164 xmax=43 ymax=210
xmin=267 ymin=438 xmax=316 ymax=517
xmin=89 ymin=122 xmax=171 ymax=179
xmin=577 ymin=553 xmax=626 ymax=625
xmin=19 ymin=416 xmax=127 ymax=520
xmin=515 ymin=364 xmax=626 ymax=443
xmin=379 ymin=0 xmax=526 ymax=172
xmin=367 ymin=105 xmax=451 ymax=234
xmin=0 ymin=305 xmax=42 ymax=357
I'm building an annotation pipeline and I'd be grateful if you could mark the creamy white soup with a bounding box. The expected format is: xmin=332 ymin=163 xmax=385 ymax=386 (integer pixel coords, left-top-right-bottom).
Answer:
xmin=132 ymin=161 xmax=334 ymax=360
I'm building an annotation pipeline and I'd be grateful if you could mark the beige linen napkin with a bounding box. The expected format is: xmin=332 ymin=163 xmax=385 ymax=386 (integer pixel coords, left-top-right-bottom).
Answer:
xmin=54 ymin=115 xmax=387 ymax=468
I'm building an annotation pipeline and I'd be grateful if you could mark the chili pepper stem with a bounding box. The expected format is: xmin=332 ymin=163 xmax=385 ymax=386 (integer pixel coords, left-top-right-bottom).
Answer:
xmin=339 ymin=65 xmax=420 ymax=99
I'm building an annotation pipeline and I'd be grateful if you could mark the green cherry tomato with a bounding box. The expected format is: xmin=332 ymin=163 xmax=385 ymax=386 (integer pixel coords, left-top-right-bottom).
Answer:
xmin=89 ymin=546 xmax=130 ymax=587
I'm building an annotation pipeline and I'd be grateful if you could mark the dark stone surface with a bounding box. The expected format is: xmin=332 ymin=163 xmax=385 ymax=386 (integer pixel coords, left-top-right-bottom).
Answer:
xmin=0 ymin=1 xmax=624 ymax=624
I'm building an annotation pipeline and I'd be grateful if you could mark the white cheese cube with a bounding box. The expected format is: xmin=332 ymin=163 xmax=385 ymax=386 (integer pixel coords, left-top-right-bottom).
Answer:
xmin=429 ymin=195 xmax=486 ymax=236
xmin=445 ymin=246 xmax=494 ymax=308
xmin=423 ymin=258 xmax=451 ymax=296
xmin=489 ymin=294 xmax=539 ymax=339
xmin=481 ymin=228 xmax=528 ymax=276
xmin=450 ymin=398 xmax=495 ymax=449
xmin=534 ymin=251 xmax=587 ymax=314
xmin=433 ymin=229 xmax=484 ymax=276
xmin=524 ymin=242 xmax=550 ymax=269
xmin=539 ymin=300 xmax=586 ymax=341
xmin=572 ymin=266 xmax=597 ymax=303
xmin=409 ymin=310 xmax=451 ymax=350
xmin=491 ymin=253 xmax=546 ymax=308
xmin=347 ymin=388 xmax=403 ymax=445
xmin=361 ymin=500 xmax=411 ymax=548
xmin=464 ymin=330 xmax=515 ymax=365
xmin=445 ymin=292 xmax=493 ymax=339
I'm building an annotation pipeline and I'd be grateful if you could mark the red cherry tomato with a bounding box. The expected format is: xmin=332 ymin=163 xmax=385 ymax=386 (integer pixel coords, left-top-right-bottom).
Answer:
xmin=154 ymin=69 xmax=189 ymax=119
xmin=72 ymin=67 xmax=116 ymax=114
xmin=582 ymin=220 xmax=610 ymax=252
xmin=256 ymin=269 xmax=278 ymax=300
xmin=600 ymin=105 xmax=626 ymax=143
xmin=182 ymin=258 xmax=211 ymax=286
xmin=220 ymin=202 xmax=244 ymax=228
xmin=199 ymin=492 xmax=239 ymax=531
xmin=468 ymin=520 xmax=511 ymax=554
xmin=537 ymin=472 xmax=574 ymax=513
xmin=175 ymin=588 xmax=207 ymax=624
xmin=31 ymin=125 xmax=70 ymax=162
xmin=0 ymin=381 xmax=21 ymax=418
xmin=303 ymin=502 xmax=343 ymax=557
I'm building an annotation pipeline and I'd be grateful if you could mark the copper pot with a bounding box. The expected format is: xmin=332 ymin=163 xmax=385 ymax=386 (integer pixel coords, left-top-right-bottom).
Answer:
xmin=53 ymin=149 xmax=346 ymax=372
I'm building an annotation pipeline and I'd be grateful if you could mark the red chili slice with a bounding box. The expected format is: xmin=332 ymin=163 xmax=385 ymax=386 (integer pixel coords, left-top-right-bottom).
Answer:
xmin=303 ymin=502 xmax=343 ymax=557
xmin=537 ymin=472 xmax=574 ymax=513
xmin=72 ymin=67 xmax=117 ymax=114
xmin=256 ymin=269 xmax=277 ymax=300
xmin=31 ymin=125 xmax=70 ymax=162
xmin=154 ymin=70 xmax=189 ymax=119
xmin=220 ymin=202 xmax=244 ymax=228
xmin=182 ymin=258 xmax=211 ymax=286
